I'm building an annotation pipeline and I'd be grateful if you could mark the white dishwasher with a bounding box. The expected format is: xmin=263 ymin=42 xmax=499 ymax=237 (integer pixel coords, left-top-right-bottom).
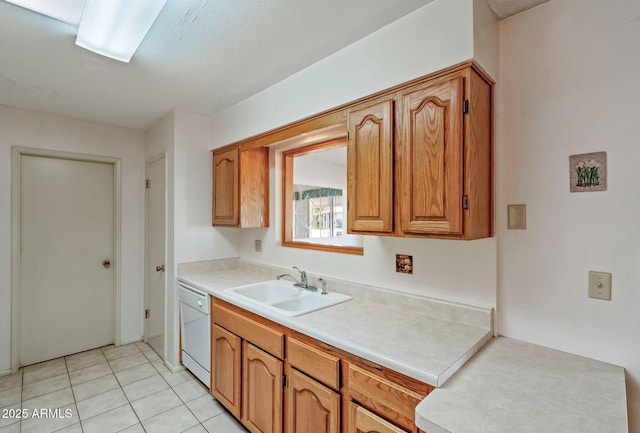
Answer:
xmin=178 ymin=281 xmax=210 ymax=388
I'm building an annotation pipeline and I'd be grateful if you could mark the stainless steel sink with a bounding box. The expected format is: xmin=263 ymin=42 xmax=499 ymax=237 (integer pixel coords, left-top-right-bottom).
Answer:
xmin=225 ymin=280 xmax=352 ymax=317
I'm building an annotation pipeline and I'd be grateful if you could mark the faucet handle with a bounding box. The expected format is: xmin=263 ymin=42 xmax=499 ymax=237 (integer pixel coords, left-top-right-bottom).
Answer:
xmin=293 ymin=266 xmax=307 ymax=284
xmin=318 ymin=278 xmax=327 ymax=295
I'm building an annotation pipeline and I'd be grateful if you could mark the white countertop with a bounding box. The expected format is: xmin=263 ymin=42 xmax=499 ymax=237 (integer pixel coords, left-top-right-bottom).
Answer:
xmin=178 ymin=261 xmax=493 ymax=388
xmin=415 ymin=337 xmax=628 ymax=433
xmin=178 ymin=260 xmax=628 ymax=432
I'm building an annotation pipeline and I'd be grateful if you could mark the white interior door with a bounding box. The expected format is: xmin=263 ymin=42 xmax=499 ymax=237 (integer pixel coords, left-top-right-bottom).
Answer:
xmin=146 ymin=156 xmax=166 ymax=358
xmin=20 ymin=155 xmax=115 ymax=365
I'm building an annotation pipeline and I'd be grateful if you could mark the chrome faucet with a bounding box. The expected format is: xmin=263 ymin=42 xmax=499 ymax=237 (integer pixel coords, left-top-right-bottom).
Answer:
xmin=277 ymin=266 xmax=318 ymax=292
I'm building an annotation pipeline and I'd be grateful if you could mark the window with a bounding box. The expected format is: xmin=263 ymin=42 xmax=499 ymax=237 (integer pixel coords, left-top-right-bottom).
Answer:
xmin=282 ymin=139 xmax=363 ymax=255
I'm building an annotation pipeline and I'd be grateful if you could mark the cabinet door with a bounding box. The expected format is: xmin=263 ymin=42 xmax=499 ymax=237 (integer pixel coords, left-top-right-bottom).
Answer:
xmin=346 ymin=402 xmax=408 ymax=433
xmin=347 ymin=99 xmax=394 ymax=234
xmin=242 ymin=342 xmax=283 ymax=433
xmin=212 ymin=147 xmax=239 ymax=226
xmin=399 ymin=76 xmax=464 ymax=235
xmin=286 ymin=368 xmax=340 ymax=433
xmin=212 ymin=324 xmax=242 ymax=418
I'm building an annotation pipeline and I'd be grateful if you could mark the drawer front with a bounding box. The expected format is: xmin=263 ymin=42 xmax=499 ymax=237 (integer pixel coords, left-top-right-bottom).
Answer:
xmin=288 ymin=338 xmax=340 ymax=390
xmin=347 ymin=401 xmax=408 ymax=433
xmin=213 ymin=303 xmax=284 ymax=359
xmin=347 ymin=363 xmax=424 ymax=431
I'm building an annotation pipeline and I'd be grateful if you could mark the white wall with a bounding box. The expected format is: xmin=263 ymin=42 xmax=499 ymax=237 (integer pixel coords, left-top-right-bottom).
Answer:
xmin=0 ymin=105 xmax=146 ymax=372
xmin=210 ymin=0 xmax=497 ymax=310
xmin=497 ymin=0 xmax=640 ymax=429
xmin=210 ymin=0 xmax=477 ymax=147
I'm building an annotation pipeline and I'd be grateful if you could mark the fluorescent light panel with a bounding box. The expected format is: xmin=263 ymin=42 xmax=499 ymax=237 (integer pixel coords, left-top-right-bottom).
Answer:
xmin=76 ymin=0 xmax=167 ymax=63
xmin=4 ymin=0 xmax=85 ymax=25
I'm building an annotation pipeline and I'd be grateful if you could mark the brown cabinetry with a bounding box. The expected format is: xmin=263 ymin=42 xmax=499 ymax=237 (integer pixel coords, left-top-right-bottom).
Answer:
xmin=346 ymin=65 xmax=492 ymax=240
xmin=286 ymin=368 xmax=340 ymax=433
xmin=211 ymin=299 xmax=433 ymax=433
xmin=347 ymin=99 xmax=394 ymax=235
xmin=346 ymin=402 xmax=408 ymax=433
xmin=211 ymin=324 xmax=241 ymax=418
xmin=346 ymin=362 xmax=425 ymax=431
xmin=211 ymin=300 xmax=285 ymax=432
xmin=243 ymin=342 xmax=283 ymax=433
xmin=212 ymin=145 xmax=269 ymax=227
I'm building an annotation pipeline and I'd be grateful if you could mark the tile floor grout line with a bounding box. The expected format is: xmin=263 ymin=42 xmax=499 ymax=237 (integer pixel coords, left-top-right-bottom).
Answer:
xmin=7 ymin=342 xmax=237 ymax=433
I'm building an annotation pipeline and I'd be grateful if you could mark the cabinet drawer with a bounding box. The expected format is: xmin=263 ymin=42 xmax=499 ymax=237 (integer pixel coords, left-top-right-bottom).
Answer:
xmin=347 ymin=401 xmax=408 ymax=433
xmin=346 ymin=363 xmax=424 ymax=431
xmin=213 ymin=303 xmax=284 ymax=359
xmin=288 ymin=338 xmax=340 ymax=390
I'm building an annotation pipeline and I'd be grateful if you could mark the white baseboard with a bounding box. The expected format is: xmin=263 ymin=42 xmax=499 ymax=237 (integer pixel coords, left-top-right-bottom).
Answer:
xmin=0 ymin=369 xmax=12 ymax=377
xmin=119 ymin=337 xmax=143 ymax=346
xmin=164 ymin=359 xmax=185 ymax=373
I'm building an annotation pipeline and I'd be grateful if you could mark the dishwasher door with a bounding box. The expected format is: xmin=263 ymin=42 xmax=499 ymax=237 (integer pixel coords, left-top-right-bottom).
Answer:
xmin=179 ymin=283 xmax=210 ymax=388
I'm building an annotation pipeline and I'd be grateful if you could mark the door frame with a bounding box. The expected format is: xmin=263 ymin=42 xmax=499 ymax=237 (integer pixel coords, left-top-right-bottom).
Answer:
xmin=144 ymin=153 xmax=168 ymax=358
xmin=10 ymin=146 xmax=122 ymax=373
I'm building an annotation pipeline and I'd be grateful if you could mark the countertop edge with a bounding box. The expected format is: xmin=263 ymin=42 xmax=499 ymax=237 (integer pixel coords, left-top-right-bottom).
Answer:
xmin=178 ymin=274 xmax=489 ymax=388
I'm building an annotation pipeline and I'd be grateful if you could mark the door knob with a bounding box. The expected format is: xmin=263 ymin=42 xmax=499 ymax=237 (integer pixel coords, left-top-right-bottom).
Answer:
xmin=102 ymin=260 xmax=111 ymax=269
xmin=155 ymin=265 xmax=165 ymax=272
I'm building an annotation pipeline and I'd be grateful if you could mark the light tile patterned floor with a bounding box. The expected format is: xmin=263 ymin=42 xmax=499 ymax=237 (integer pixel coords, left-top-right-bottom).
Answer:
xmin=0 ymin=342 xmax=247 ymax=433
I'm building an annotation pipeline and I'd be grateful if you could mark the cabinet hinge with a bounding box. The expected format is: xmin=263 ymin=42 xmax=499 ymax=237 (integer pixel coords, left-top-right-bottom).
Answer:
xmin=462 ymin=195 xmax=469 ymax=210
xmin=145 ymin=179 xmax=150 ymax=189
xmin=145 ymin=309 xmax=150 ymax=319
xmin=282 ymin=374 xmax=287 ymax=388
xmin=347 ymin=131 xmax=350 ymax=142
xmin=463 ymin=99 xmax=469 ymax=114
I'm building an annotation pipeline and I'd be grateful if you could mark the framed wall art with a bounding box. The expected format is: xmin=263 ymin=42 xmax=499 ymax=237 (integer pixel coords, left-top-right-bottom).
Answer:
xmin=569 ymin=152 xmax=607 ymax=193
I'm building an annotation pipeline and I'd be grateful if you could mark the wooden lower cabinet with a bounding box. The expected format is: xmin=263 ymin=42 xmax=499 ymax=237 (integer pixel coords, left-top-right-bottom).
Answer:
xmin=286 ymin=368 xmax=340 ymax=433
xmin=346 ymin=402 xmax=408 ymax=433
xmin=212 ymin=324 xmax=242 ymax=418
xmin=242 ymin=342 xmax=283 ymax=433
xmin=211 ymin=299 xmax=430 ymax=433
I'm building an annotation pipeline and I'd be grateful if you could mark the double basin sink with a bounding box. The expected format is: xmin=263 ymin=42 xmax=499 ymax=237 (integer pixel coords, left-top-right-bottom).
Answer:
xmin=225 ymin=280 xmax=352 ymax=317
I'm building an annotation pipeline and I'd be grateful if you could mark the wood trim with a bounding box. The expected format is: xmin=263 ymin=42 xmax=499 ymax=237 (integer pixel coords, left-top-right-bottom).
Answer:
xmin=281 ymin=138 xmax=364 ymax=256
xmin=281 ymin=241 xmax=364 ymax=256
xmin=239 ymin=110 xmax=347 ymax=151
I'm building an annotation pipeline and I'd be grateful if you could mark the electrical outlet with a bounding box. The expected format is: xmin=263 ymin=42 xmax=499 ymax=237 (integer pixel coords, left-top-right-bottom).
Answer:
xmin=588 ymin=271 xmax=612 ymax=301
xmin=254 ymin=240 xmax=262 ymax=252
xmin=396 ymin=254 xmax=412 ymax=274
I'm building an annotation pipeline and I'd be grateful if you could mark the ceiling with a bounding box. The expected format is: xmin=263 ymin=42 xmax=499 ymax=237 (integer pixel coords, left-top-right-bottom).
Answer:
xmin=0 ymin=0 xmax=548 ymax=131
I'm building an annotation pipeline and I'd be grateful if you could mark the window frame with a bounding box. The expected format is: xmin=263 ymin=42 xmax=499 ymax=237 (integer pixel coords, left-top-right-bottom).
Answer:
xmin=282 ymin=139 xmax=363 ymax=255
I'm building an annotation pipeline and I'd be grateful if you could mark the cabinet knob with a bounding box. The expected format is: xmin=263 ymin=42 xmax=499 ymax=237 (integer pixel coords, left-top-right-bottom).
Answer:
xmin=155 ymin=265 xmax=165 ymax=272
xmin=102 ymin=260 xmax=111 ymax=269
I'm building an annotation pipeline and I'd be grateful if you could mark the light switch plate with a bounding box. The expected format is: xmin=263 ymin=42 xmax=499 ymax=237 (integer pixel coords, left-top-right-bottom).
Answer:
xmin=254 ymin=240 xmax=262 ymax=252
xmin=507 ymin=204 xmax=526 ymax=230
xmin=588 ymin=271 xmax=612 ymax=301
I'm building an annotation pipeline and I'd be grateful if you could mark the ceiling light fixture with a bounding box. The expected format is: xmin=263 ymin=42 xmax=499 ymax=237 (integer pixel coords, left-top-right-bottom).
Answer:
xmin=4 ymin=0 xmax=84 ymax=24
xmin=75 ymin=0 xmax=167 ymax=63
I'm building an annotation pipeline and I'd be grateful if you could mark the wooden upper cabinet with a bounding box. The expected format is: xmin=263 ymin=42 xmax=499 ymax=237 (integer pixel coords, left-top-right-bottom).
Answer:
xmin=398 ymin=67 xmax=493 ymax=239
xmin=212 ymin=145 xmax=269 ymax=228
xmin=398 ymin=76 xmax=464 ymax=236
xmin=347 ymin=99 xmax=394 ymax=234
